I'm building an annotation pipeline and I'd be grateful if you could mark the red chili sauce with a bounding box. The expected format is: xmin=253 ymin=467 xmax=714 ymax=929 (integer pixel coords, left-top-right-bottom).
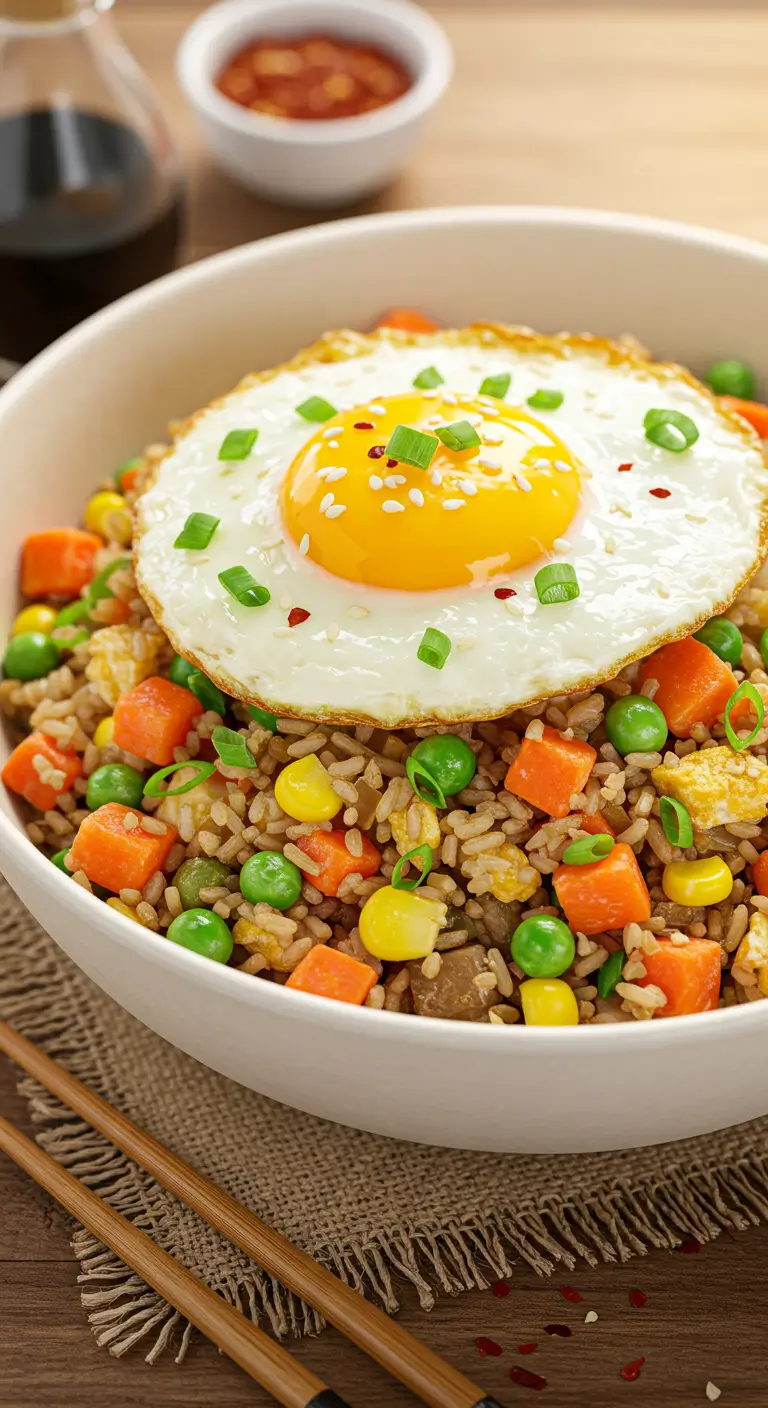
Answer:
xmin=216 ymin=33 xmax=412 ymax=121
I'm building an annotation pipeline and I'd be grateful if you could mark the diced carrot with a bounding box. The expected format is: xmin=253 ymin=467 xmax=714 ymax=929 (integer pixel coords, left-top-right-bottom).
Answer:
xmin=296 ymin=828 xmax=380 ymax=897
xmin=375 ymin=308 xmax=441 ymax=334
xmin=69 ymin=802 xmax=178 ymax=892
xmin=638 ymin=938 xmax=722 ymax=1017
xmin=119 ymin=466 xmax=141 ymax=495
xmin=113 ymin=676 xmax=202 ymax=766
xmin=580 ymin=810 xmax=616 ymax=838
xmin=553 ymin=842 xmax=651 ymax=936
xmin=286 ymin=943 xmax=377 ymax=1005
xmin=21 ymin=528 xmax=102 ymax=599
xmin=638 ymin=636 xmax=736 ymax=738
xmin=505 ymin=726 xmax=597 ymax=819
xmin=720 ymin=395 xmax=768 ymax=439
xmin=751 ymin=850 xmax=768 ymax=897
xmin=2 ymin=732 xmax=83 ymax=812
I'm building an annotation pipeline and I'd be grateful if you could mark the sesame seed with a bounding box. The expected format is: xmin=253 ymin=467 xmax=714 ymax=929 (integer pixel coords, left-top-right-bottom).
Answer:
xmin=442 ymin=391 xmax=458 ymax=405
xmin=369 ymin=475 xmax=383 ymax=490
xmin=325 ymin=504 xmax=347 ymax=519
xmin=279 ymin=593 xmax=292 ymax=609
xmin=262 ymin=534 xmax=284 ymax=549
xmin=368 ymin=403 xmax=386 ymax=416
xmin=273 ymin=626 xmax=292 ymax=638
xmin=409 ymin=487 xmax=425 ymax=507
xmin=347 ymin=604 xmax=369 ymax=618
xmin=382 ymin=499 xmax=405 ymax=513
xmin=554 ymin=459 xmax=572 ymax=472
xmin=326 ymin=622 xmax=340 ymax=642
xmin=531 ymin=457 xmax=551 ymax=471
xmin=478 ymin=455 xmax=501 ymax=470
xmin=482 ymin=432 xmax=504 ymax=445
xmin=604 ymin=534 xmax=616 ymax=553
xmin=457 ymin=635 xmax=477 ymax=650
xmin=504 ymin=595 xmax=524 ymax=615
xmin=464 ymin=414 xmax=483 ymax=426
xmin=584 ymin=1310 xmax=599 ymax=1325
xmin=327 ymin=440 xmax=339 ymax=449
xmin=323 ymin=426 xmax=343 ymax=439
xmin=299 ymin=533 xmax=310 ymax=555
xmin=514 ymin=473 xmax=532 ymax=493
xmin=422 ymin=388 xmax=441 ymax=399
xmin=324 ymin=466 xmax=347 ymax=482
xmin=430 ymin=468 xmax=443 ymax=486
xmin=553 ymin=537 xmax=571 ymax=551
xmin=705 ymin=1383 xmax=721 ymax=1403
xmin=319 ymin=492 xmax=334 ymax=514
xmin=443 ymin=498 xmax=465 ymax=511
xmin=384 ymin=474 xmax=406 ymax=487
xmin=459 ymin=478 xmax=478 ymax=496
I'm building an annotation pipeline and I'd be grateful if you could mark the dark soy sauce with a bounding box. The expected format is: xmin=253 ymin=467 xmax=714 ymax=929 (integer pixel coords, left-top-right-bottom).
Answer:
xmin=0 ymin=108 xmax=183 ymax=364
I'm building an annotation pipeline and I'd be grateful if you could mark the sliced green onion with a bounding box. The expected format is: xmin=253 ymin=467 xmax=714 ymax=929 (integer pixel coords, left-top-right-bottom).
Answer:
xmin=249 ymin=703 xmax=278 ymax=733
xmin=479 ymin=372 xmax=511 ymax=399
xmin=143 ymin=760 xmax=217 ymax=798
xmin=385 ymin=424 xmax=438 ymax=470
xmin=417 ymin=626 xmax=451 ymax=671
xmin=296 ymin=396 xmax=338 ymax=423
xmin=724 ymin=680 xmax=765 ymax=752
xmin=88 ymin=555 xmax=132 ymax=604
xmin=534 ymin=563 xmax=580 ymax=605
xmin=218 ymin=428 xmax=258 ymax=460
xmin=597 ymin=949 xmax=625 ymax=1001
xmin=53 ymin=598 xmax=92 ymax=629
xmin=644 ymin=408 xmax=699 ymax=452
xmin=211 ymin=725 xmax=258 ymax=769
xmin=174 ymin=512 xmax=220 ymax=551
xmin=391 ymin=843 xmax=434 ymax=892
xmin=659 ymin=795 xmax=694 ymax=849
xmin=562 ymin=834 xmax=615 ymax=865
xmin=218 ymin=566 xmax=271 ymax=608
xmin=435 ymin=420 xmax=482 ymax=452
xmin=527 ymin=389 xmax=563 ymax=410
xmin=187 ymin=670 xmax=227 ymax=716
xmin=413 ymin=366 xmax=444 ymax=390
xmin=406 ymin=755 xmax=446 ymax=809
xmin=54 ymin=628 xmax=90 ymax=649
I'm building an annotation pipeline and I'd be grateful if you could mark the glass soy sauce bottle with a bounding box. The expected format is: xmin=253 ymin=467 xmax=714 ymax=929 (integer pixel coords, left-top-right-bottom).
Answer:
xmin=0 ymin=0 xmax=184 ymax=369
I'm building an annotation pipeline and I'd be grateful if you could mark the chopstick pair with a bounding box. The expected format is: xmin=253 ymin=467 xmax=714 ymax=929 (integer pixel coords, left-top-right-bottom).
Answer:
xmin=0 ymin=1017 xmax=502 ymax=1408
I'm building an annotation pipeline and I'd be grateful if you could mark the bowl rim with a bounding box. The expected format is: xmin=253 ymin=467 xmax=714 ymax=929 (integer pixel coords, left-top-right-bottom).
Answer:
xmin=3 ymin=202 xmax=768 ymax=1052
xmin=176 ymin=0 xmax=454 ymax=147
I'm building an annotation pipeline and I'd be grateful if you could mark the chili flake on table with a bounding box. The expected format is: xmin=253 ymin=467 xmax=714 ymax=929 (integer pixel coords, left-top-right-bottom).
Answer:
xmin=216 ymin=33 xmax=412 ymax=121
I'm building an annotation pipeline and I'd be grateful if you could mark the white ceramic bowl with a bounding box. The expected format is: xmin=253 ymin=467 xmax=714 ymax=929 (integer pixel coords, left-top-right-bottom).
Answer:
xmin=176 ymin=0 xmax=453 ymax=205
xmin=3 ymin=207 xmax=768 ymax=1154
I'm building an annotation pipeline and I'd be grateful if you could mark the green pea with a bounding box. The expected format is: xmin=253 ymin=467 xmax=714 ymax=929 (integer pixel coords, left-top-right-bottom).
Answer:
xmin=410 ymin=734 xmax=477 ymax=797
xmin=86 ymin=763 xmax=144 ymax=812
xmin=604 ymin=695 xmax=668 ymax=756
xmin=597 ymin=949 xmax=625 ymax=1000
xmin=169 ymin=655 xmax=227 ymax=716
xmin=174 ymin=857 xmax=232 ymax=910
xmin=693 ymin=616 xmax=743 ymax=667
xmin=239 ymin=850 xmax=302 ymax=910
xmin=3 ymin=631 xmax=61 ymax=682
xmin=50 ymin=849 xmax=72 ymax=874
xmin=167 ymin=907 xmax=233 ymax=963
xmin=441 ymin=903 xmax=476 ymax=942
xmin=169 ymin=654 xmax=196 ymax=689
xmin=705 ymin=359 xmax=755 ymax=401
xmin=511 ymin=914 xmax=575 ymax=979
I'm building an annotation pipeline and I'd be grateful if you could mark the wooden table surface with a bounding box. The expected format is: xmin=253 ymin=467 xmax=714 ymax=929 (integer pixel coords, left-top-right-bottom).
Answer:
xmin=4 ymin=2 xmax=768 ymax=1404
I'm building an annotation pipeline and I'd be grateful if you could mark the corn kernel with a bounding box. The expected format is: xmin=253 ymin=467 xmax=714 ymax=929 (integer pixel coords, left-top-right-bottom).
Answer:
xmin=84 ymin=490 xmax=132 ymax=546
xmin=359 ymin=885 xmax=446 ymax=961
xmin=106 ymin=897 xmax=142 ymax=924
xmin=274 ymin=755 xmax=343 ymax=823
xmin=390 ymin=801 xmax=440 ymax=857
xmin=12 ymin=603 xmax=57 ymax=637
xmin=662 ymin=856 xmax=733 ymax=907
xmin=520 ymin=977 xmax=579 ymax=1026
xmin=93 ymin=715 xmax=115 ymax=748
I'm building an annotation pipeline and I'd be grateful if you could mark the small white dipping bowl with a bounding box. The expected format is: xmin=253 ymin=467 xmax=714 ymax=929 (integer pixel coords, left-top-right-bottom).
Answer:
xmin=3 ymin=209 xmax=768 ymax=1154
xmin=176 ymin=0 xmax=453 ymax=206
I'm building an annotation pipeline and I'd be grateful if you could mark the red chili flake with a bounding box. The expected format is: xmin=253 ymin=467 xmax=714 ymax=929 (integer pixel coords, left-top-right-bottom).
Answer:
xmin=649 ymin=487 xmax=671 ymax=499
xmin=386 ymin=457 xmax=398 ymax=468
xmin=474 ymin=1336 xmax=503 ymax=1358
xmin=494 ymin=587 xmax=517 ymax=600
xmin=509 ymin=1365 xmax=547 ymax=1391
xmin=618 ymin=462 xmax=633 ymax=472
xmin=368 ymin=445 xmax=387 ymax=459
xmin=354 ymin=421 xmax=374 ymax=430
xmin=492 ymin=1279 xmax=510 ymax=1298
xmin=559 ymin=1285 xmax=583 ymax=1303
xmin=288 ymin=607 xmax=310 ymax=627
xmin=677 ymin=1238 xmax=702 ymax=1254
xmin=620 ymin=1357 xmax=645 ymax=1382
xmin=629 ymin=1289 xmax=647 ymax=1308
xmin=518 ymin=1343 xmax=538 ymax=1355
xmin=544 ymin=1324 xmax=572 ymax=1338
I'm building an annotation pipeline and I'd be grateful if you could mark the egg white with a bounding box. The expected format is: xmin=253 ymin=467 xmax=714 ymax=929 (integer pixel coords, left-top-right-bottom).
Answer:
xmin=133 ymin=325 xmax=768 ymax=726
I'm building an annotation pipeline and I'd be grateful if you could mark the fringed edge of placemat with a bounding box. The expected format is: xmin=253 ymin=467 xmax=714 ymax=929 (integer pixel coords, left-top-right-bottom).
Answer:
xmin=4 ymin=892 xmax=768 ymax=1364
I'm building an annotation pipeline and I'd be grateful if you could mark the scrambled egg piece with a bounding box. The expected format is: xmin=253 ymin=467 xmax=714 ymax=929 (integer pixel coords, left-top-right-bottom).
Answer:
xmin=733 ymin=911 xmax=768 ymax=996
xmin=390 ymin=801 xmax=441 ymax=857
xmin=484 ymin=844 xmax=539 ymax=904
xmin=652 ymin=746 xmax=768 ymax=830
xmin=232 ymin=918 xmax=294 ymax=971
xmin=85 ymin=624 xmax=160 ymax=706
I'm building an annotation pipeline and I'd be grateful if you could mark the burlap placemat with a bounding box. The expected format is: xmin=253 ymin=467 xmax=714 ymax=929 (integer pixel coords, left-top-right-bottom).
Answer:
xmin=3 ymin=874 xmax=768 ymax=1363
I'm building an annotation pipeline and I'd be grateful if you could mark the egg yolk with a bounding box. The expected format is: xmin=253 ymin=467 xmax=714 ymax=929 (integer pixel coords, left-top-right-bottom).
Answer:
xmin=281 ymin=392 xmax=581 ymax=592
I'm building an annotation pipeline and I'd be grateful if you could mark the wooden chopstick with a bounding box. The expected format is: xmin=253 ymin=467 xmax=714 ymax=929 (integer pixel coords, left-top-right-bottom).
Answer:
xmin=0 ymin=1112 xmax=347 ymax=1408
xmin=0 ymin=1017 xmax=501 ymax=1408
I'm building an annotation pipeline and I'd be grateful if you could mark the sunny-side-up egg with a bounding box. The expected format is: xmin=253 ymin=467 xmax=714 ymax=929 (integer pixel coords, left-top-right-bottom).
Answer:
xmin=133 ymin=325 xmax=768 ymax=726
